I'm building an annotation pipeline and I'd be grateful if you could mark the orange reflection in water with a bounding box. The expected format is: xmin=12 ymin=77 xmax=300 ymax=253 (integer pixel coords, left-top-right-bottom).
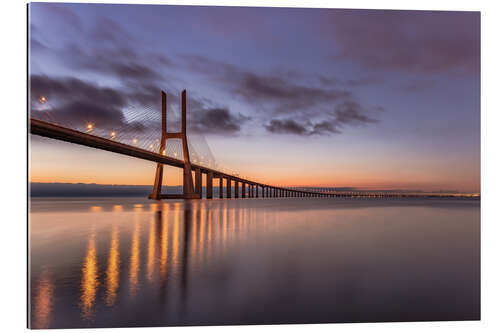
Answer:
xmin=32 ymin=268 xmax=54 ymax=329
xmin=80 ymin=230 xmax=99 ymax=319
xmin=147 ymin=218 xmax=156 ymax=282
xmin=105 ymin=225 xmax=120 ymax=306
xmin=129 ymin=221 xmax=140 ymax=296
xmin=172 ymin=204 xmax=180 ymax=270
xmin=191 ymin=203 xmax=198 ymax=262
xmin=160 ymin=204 xmax=169 ymax=281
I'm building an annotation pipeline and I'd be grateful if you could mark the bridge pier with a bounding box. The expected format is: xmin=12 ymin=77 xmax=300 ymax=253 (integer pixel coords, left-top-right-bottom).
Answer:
xmin=242 ymin=182 xmax=246 ymax=198
xmin=235 ymin=181 xmax=239 ymax=198
xmin=226 ymin=177 xmax=232 ymax=198
xmin=195 ymin=168 xmax=202 ymax=197
xmin=206 ymin=172 xmax=213 ymax=199
xmin=256 ymin=185 xmax=260 ymax=198
xmin=218 ymin=175 xmax=223 ymax=198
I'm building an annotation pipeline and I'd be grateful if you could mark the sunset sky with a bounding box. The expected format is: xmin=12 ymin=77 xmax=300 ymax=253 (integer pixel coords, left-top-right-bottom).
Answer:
xmin=29 ymin=3 xmax=480 ymax=192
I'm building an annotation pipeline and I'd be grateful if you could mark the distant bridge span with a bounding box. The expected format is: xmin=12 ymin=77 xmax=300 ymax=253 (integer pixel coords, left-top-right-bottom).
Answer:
xmin=30 ymin=90 xmax=329 ymax=200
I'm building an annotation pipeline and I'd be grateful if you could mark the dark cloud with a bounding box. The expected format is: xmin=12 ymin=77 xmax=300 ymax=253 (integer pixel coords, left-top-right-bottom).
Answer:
xmin=237 ymin=72 xmax=350 ymax=113
xmin=30 ymin=75 xmax=145 ymax=132
xmin=30 ymin=75 xmax=245 ymax=136
xmin=265 ymin=101 xmax=379 ymax=136
xmin=30 ymin=75 xmax=126 ymax=108
xmin=64 ymin=43 xmax=162 ymax=83
xmin=45 ymin=101 xmax=125 ymax=128
xmin=265 ymin=119 xmax=308 ymax=135
xmin=190 ymin=108 xmax=249 ymax=134
xmin=311 ymin=121 xmax=341 ymax=135
xmin=183 ymin=55 xmax=380 ymax=136
xmin=182 ymin=55 xmax=351 ymax=115
xmin=334 ymin=101 xmax=378 ymax=125
xmin=325 ymin=10 xmax=480 ymax=74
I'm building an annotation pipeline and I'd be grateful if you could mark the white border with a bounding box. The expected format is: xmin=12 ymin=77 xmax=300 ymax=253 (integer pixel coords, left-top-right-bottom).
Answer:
xmin=1 ymin=0 xmax=499 ymax=332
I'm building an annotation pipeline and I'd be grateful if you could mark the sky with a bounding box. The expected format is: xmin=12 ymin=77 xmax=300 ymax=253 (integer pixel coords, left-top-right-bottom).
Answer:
xmin=28 ymin=3 xmax=480 ymax=192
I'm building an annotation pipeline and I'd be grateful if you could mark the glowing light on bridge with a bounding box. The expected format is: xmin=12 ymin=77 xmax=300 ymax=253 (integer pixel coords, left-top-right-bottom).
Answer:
xmin=132 ymin=138 xmax=138 ymax=144
xmin=110 ymin=131 xmax=116 ymax=139
xmin=86 ymin=123 xmax=94 ymax=132
xmin=39 ymin=96 xmax=47 ymax=104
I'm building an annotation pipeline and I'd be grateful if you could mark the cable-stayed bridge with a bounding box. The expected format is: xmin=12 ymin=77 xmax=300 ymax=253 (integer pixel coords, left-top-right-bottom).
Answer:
xmin=30 ymin=89 xmax=332 ymax=200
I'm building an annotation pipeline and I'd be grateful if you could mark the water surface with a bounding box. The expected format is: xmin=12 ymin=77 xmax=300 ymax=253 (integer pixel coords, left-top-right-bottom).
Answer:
xmin=29 ymin=197 xmax=480 ymax=328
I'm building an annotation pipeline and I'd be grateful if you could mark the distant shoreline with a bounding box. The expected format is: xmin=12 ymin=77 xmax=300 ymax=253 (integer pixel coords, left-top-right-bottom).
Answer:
xmin=29 ymin=182 xmax=480 ymax=198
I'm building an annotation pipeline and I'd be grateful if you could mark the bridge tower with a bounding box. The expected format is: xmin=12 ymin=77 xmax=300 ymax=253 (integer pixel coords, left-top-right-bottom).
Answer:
xmin=149 ymin=90 xmax=200 ymax=200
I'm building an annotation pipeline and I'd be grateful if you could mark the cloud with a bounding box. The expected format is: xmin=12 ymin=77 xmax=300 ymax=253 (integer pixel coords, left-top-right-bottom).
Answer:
xmin=182 ymin=55 xmax=351 ymax=115
xmin=324 ymin=9 xmax=480 ymax=74
xmin=236 ymin=72 xmax=351 ymax=114
xmin=265 ymin=119 xmax=308 ymax=135
xmin=30 ymin=75 xmax=247 ymax=136
xmin=334 ymin=101 xmax=378 ymax=125
xmin=310 ymin=121 xmax=341 ymax=135
xmin=30 ymin=75 xmax=126 ymax=108
xmin=183 ymin=55 xmax=380 ymax=135
xmin=265 ymin=101 xmax=380 ymax=136
xmin=30 ymin=75 xmax=145 ymax=132
xmin=190 ymin=108 xmax=249 ymax=134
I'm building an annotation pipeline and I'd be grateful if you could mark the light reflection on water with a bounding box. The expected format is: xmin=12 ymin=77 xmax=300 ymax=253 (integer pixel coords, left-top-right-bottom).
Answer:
xmin=29 ymin=197 xmax=480 ymax=328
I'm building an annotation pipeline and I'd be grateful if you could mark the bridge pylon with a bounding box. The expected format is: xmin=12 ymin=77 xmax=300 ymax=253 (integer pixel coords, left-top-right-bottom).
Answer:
xmin=149 ymin=90 xmax=201 ymax=200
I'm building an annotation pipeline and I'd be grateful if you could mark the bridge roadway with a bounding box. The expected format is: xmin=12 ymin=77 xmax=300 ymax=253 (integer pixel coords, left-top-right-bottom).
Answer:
xmin=30 ymin=118 xmax=327 ymax=199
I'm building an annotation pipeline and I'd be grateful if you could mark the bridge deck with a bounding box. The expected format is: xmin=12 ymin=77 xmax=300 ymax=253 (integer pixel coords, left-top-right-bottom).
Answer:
xmin=29 ymin=118 xmax=312 ymax=195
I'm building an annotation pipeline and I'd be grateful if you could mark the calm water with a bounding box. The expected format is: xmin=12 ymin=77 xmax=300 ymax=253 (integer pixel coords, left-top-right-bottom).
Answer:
xmin=29 ymin=197 xmax=480 ymax=328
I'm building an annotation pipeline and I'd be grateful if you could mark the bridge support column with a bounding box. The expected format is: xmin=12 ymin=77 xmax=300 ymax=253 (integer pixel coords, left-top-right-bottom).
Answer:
xmin=149 ymin=91 xmax=167 ymax=200
xmin=242 ymin=182 xmax=246 ymax=198
xmin=150 ymin=90 xmax=200 ymax=200
xmin=206 ymin=172 xmax=213 ymax=199
xmin=195 ymin=168 xmax=202 ymax=197
xmin=226 ymin=177 xmax=232 ymax=198
xmin=235 ymin=181 xmax=239 ymax=198
xmin=219 ymin=175 xmax=223 ymax=198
